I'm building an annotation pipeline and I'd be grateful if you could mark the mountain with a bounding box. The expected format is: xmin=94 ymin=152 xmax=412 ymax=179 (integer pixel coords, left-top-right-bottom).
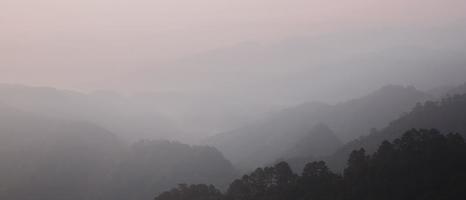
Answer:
xmin=0 ymin=103 xmax=121 ymax=200
xmin=206 ymin=85 xmax=429 ymax=170
xmin=282 ymin=124 xmax=341 ymax=159
xmin=427 ymin=82 xmax=466 ymax=98
xmin=148 ymin=26 xmax=466 ymax=108
xmin=106 ymin=141 xmax=237 ymax=200
xmin=326 ymin=93 xmax=466 ymax=171
xmin=445 ymin=82 xmax=466 ymax=96
xmin=155 ymin=129 xmax=466 ymax=200
xmin=204 ymin=102 xmax=333 ymax=170
xmin=0 ymin=84 xmax=180 ymax=142
xmin=0 ymin=103 xmax=236 ymax=200
xmin=277 ymin=124 xmax=341 ymax=172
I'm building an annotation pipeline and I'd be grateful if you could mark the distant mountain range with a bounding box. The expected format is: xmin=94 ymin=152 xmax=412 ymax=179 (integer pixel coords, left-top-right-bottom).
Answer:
xmin=0 ymin=84 xmax=181 ymax=142
xmin=206 ymin=85 xmax=430 ymax=170
xmin=0 ymin=101 xmax=236 ymax=200
xmin=1 ymin=82 xmax=465 ymax=199
xmin=277 ymin=82 xmax=466 ymax=172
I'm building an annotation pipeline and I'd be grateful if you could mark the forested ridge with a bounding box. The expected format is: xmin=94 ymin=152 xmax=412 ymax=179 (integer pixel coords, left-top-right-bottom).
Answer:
xmin=1 ymin=86 xmax=466 ymax=200
xmin=155 ymin=94 xmax=466 ymax=200
xmin=326 ymin=93 xmax=466 ymax=171
xmin=4 ymin=0 xmax=466 ymax=198
xmin=155 ymin=129 xmax=466 ymax=200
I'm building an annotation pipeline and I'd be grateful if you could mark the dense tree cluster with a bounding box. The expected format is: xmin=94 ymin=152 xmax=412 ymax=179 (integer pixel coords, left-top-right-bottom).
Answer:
xmin=155 ymin=129 xmax=466 ymax=200
xmin=327 ymin=94 xmax=466 ymax=171
xmin=155 ymin=184 xmax=223 ymax=200
xmin=343 ymin=129 xmax=466 ymax=200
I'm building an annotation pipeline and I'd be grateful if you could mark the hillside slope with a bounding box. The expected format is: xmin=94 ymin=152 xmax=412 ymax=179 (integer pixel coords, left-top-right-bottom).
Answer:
xmin=326 ymin=93 xmax=466 ymax=171
xmin=207 ymin=85 xmax=428 ymax=169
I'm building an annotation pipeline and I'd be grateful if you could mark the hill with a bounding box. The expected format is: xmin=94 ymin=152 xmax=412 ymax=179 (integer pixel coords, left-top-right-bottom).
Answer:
xmin=155 ymin=129 xmax=466 ymax=200
xmin=106 ymin=141 xmax=236 ymax=200
xmin=326 ymin=93 xmax=466 ymax=171
xmin=206 ymin=85 xmax=428 ymax=169
xmin=0 ymin=103 xmax=121 ymax=200
xmin=0 ymin=84 xmax=180 ymax=142
xmin=0 ymin=103 xmax=236 ymax=200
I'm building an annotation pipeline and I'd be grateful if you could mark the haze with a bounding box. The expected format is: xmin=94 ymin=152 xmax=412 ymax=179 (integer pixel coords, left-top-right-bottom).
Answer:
xmin=1 ymin=0 xmax=466 ymax=140
xmin=2 ymin=1 xmax=466 ymax=199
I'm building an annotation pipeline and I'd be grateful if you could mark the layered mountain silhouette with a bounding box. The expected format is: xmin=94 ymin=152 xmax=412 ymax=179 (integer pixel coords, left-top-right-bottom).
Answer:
xmin=0 ymin=103 xmax=120 ymax=200
xmin=0 ymin=103 xmax=235 ymax=200
xmin=325 ymin=93 xmax=466 ymax=171
xmin=0 ymin=84 xmax=180 ymax=141
xmin=206 ymin=85 xmax=429 ymax=169
xmin=106 ymin=140 xmax=236 ymax=200
xmin=155 ymin=129 xmax=466 ymax=200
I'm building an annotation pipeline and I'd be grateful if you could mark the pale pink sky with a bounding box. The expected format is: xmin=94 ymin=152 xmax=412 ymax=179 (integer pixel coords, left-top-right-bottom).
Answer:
xmin=1 ymin=0 xmax=465 ymax=92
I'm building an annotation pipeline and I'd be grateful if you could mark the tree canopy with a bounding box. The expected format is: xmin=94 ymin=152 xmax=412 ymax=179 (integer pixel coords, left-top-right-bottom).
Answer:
xmin=155 ymin=129 xmax=466 ymax=200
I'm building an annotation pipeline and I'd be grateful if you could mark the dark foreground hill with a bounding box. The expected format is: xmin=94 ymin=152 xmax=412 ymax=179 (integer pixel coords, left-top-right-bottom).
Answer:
xmin=155 ymin=129 xmax=466 ymax=200
xmin=326 ymin=93 xmax=466 ymax=171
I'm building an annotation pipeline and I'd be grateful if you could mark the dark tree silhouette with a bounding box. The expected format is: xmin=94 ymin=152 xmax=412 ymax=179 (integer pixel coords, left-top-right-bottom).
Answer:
xmin=154 ymin=184 xmax=223 ymax=200
xmin=155 ymin=129 xmax=466 ymax=200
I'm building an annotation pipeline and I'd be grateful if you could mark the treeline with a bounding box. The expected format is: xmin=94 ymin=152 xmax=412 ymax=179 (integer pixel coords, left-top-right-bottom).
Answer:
xmin=327 ymin=93 xmax=466 ymax=171
xmin=155 ymin=129 xmax=466 ymax=200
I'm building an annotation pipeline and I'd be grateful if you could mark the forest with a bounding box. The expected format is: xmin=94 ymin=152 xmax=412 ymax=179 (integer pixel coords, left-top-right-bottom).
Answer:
xmin=155 ymin=129 xmax=466 ymax=200
xmin=1 ymin=84 xmax=466 ymax=200
xmin=154 ymin=92 xmax=466 ymax=200
xmin=3 ymin=0 xmax=466 ymax=199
